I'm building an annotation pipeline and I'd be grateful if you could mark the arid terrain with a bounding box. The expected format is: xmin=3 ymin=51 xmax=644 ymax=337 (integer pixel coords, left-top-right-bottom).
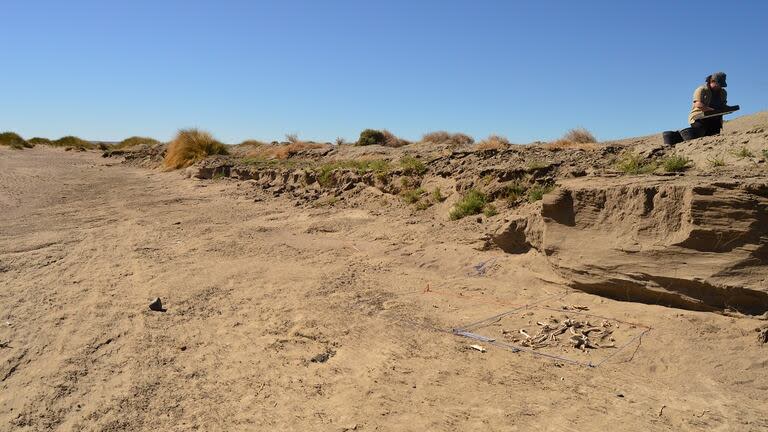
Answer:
xmin=2 ymin=114 xmax=768 ymax=431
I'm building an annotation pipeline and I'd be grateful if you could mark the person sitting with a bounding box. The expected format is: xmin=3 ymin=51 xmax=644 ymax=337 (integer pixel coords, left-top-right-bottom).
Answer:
xmin=688 ymin=72 xmax=728 ymax=137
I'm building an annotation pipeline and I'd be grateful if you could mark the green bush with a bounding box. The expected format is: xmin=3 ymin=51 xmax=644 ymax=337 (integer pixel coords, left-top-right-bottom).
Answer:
xmin=733 ymin=147 xmax=754 ymax=158
xmin=449 ymin=190 xmax=488 ymax=220
xmin=401 ymin=188 xmax=425 ymax=204
xmin=0 ymin=132 xmax=32 ymax=149
xmin=483 ymin=204 xmax=498 ymax=217
xmin=357 ymin=129 xmax=386 ymax=146
xmin=115 ymin=136 xmax=161 ymax=149
xmin=502 ymin=181 xmax=527 ymax=201
xmin=662 ymin=155 xmax=692 ymax=172
xmin=431 ymin=187 xmax=445 ymax=202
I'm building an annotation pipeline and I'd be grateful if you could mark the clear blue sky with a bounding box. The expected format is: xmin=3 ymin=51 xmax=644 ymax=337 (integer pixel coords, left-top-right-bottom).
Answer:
xmin=2 ymin=0 xmax=766 ymax=144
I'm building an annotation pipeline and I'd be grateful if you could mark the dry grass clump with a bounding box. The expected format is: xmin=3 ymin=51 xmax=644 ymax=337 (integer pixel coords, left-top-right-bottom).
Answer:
xmin=476 ymin=135 xmax=511 ymax=151
xmin=0 ymin=132 xmax=32 ymax=149
xmin=543 ymin=128 xmax=598 ymax=151
xmin=163 ymin=128 xmax=229 ymax=170
xmin=382 ymin=129 xmax=410 ymax=147
xmin=247 ymin=142 xmax=327 ymax=160
xmin=544 ymin=139 xmax=599 ymax=151
xmin=562 ymin=128 xmax=597 ymax=144
xmin=421 ymin=131 xmax=475 ymax=146
xmin=115 ymin=136 xmax=162 ymax=149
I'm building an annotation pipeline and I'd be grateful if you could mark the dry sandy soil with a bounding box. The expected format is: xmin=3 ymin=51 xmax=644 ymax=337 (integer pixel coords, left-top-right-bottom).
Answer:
xmin=1 ymin=145 xmax=767 ymax=431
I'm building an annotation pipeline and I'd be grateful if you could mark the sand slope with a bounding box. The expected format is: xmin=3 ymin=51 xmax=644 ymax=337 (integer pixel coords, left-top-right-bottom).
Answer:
xmin=1 ymin=147 xmax=767 ymax=431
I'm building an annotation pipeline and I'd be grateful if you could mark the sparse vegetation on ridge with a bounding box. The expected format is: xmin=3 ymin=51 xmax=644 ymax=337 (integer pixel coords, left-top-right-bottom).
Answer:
xmin=662 ymin=155 xmax=692 ymax=172
xmin=475 ymin=135 xmax=511 ymax=151
xmin=563 ymin=128 xmax=597 ymax=144
xmin=527 ymin=184 xmax=554 ymax=202
xmin=399 ymin=155 xmax=427 ymax=176
xmin=0 ymin=132 xmax=32 ymax=149
xmin=421 ymin=131 xmax=474 ymax=146
xmin=28 ymin=137 xmax=52 ymax=146
xmin=450 ymin=190 xmax=491 ymax=220
xmin=115 ymin=136 xmax=162 ymax=149
xmin=163 ymin=129 xmax=228 ymax=170
xmin=616 ymin=153 xmax=657 ymax=175
xmin=53 ymin=136 xmax=95 ymax=150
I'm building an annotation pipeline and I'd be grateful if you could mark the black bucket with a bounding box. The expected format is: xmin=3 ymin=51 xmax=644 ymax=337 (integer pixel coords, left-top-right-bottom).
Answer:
xmin=662 ymin=130 xmax=683 ymax=145
xmin=680 ymin=127 xmax=699 ymax=141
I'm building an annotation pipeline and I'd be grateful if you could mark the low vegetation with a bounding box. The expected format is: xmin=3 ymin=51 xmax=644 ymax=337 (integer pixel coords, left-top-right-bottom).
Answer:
xmin=52 ymin=136 xmax=95 ymax=150
xmin=163 ymin=129 xmax=229 ymax=170
xmin=450 ymin=190 xmax=493 ymax=220
xmin=248 ymin=142 xmax=327 ymax=160
xmin=616 ymin=153 xmax=657 ymax=175
xmin=316 ymin=159 xmax=391 ymax=187
xmin=527 ymin=184 xmax=554 ymax=202
xmin=707 ymin=156 xmax=726 ymax=168
xmin=421 ymin=131 xmax=474 ymax=146
xmin=356 ymin=129 xmax=409 ymax=147
xmin=399 ymin=155 xmax=427 ymax=175
xmin=662 ymin=155 xmax=692 ymax=172
xmin=28 ymin=137 xmax=52 ymax=146
xmin=431 ymin=187 xmax=445 ymax=203
xmin=763 ymin=149 xmax=768 ymax=160
xmin=475 ymin=135 xmax=511 ymax=151
xmin=0 ymin=132 xmax=32 ymax=149
xmin=401 ymin=188 xmax=425 ymax=204
xmin=500 ymin=181 xmax=527 ymax=202
xmin=562 ymin=128 xmax=597 ymax=144
xmin=115 ymin=136 xmax=161 ymax=149
xmin=733 ymin=147 xmax=754 ymax=158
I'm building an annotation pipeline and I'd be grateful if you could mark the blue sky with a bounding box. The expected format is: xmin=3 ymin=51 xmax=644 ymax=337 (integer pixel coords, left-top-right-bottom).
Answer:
xmin=2 ymin=0 xmax=766 ymax=143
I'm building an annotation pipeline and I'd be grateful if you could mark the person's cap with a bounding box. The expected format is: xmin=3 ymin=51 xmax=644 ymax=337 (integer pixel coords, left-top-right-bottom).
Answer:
xmin=711 ymin=72 xmax=727 ymax=87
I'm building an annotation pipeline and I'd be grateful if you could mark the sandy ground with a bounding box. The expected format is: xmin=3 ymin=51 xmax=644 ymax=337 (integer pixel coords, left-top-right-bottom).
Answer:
xmin=1 ymin=147 xmax=767 ymax=431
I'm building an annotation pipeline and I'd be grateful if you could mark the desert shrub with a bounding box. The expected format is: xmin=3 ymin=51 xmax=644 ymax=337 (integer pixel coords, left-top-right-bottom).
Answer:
xmin=382 ymin=129 xmax=410 ymax=147
xmin=115 ymin=136 xmax=161 ymax=149
xmin=527 ymin=185 xmax=554 ymax=202
xmin=399 ymin=155 xmax=427 ymax=176
xmin=543 ymin=138 xmax=599 ymax=151
xmin=501 ymin=181 xmax=527 ymax=201
xmin=163 ymin=128 xmax=228 ymax=170
xmin=483 ymin=204 xmax=498 ymax=217
xmin=357 ymin=129 xmax=386 ymax=146
xmin=616 ymin=153 xmax=657 ymax=174
xmin=421 ymin=131 xmax=474 ymax=146
xmin=285 ymin=133 xmax=299 ymax=144
xmin=662 ymin=155 xmax=692 ymax=172
xmin=28 ymin=137 xmax=52 ymax=146
xmin=763 ymin=149 xmax=768 ymax=160
xmin=733 ymin=147 xmax=754 ymax=158
xmin=401 ymin=188 xmax=425 ymax=204
xmin=562 ymin=128 xmax=597 ymax=144
xmin=476 ymin=135 xmax=511 ymax=151
xmin=449 ymin=190 xmax=488 ymax=220
xmin=53 ymin=136 xmax=95 ymax=150
xmin=335 ymin=137 xmax=346 ymax=146
xmin=431 ymin=187 xmax=445 ymax=202
xmin=0 ymin=132 xmax=32 ymax=149
xmin=707 ymin=156 xmax=726 ymax=167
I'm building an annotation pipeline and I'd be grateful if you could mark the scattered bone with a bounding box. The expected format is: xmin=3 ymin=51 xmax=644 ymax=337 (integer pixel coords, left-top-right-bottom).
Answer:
xmin=469 ymin=344 xmax=487 ymax=353
xmin=513 ymin=315 xmax=619 ymax=351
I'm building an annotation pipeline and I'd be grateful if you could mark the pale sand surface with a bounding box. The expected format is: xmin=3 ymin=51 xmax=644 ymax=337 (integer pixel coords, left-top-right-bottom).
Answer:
xmin=1 ymin=147 xmax=766 ymax=431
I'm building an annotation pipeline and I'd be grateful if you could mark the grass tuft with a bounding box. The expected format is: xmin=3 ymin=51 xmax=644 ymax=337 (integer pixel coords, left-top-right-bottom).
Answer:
xmin=449 ymin=190 xmax=488 ymax=220
xmin=662 ymin=155 xmax=692 ymax=172
xmin=431 ymin=187 xmax=446 ymax=202
xmin=616 ymin=153 xmax=657 ymax=174
xmin=733 ymin=147 xmax=754 ymax=158
xmin=527 ymin=185 xmax=554 ymax=202
xmin=0 ymin=132 xmax=32 ymax=149
xmin=163 ymin=129 xmax=228 ymax=170
xmin=482 ymin=204 xmax=498 ymax=217
xmin=316 ymin=159 xmax=391 ymax=187
xmin=707 ymin=156 xmax=726 ymax=168
xmin=501 ymin=181 xmax=527 ymax=202
xmin=399 ymin=155 xmax=427 ymax=176
xmin=401 ymin=188 xmax=425 ymax=204
xmin=763 ymin=149 xmax=768 ymax=160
